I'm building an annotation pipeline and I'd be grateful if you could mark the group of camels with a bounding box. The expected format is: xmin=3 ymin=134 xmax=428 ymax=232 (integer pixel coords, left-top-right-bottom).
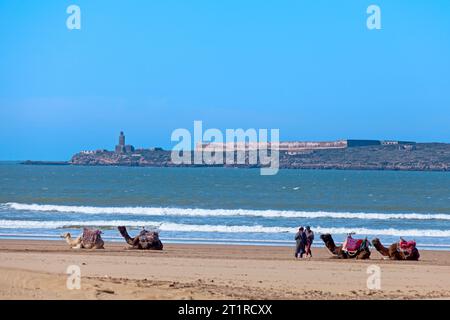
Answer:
xmin=320 ymin=233 xmax=420 ymax=260
xmin=61 ymin=226 xmax=163 ymax=250
xmin=61 ymin=227 xmax=419 ymax=261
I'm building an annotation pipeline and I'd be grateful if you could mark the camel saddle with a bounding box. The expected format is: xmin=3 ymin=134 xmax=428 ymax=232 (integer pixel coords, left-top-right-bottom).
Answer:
xmin=138 ymin=229 xmax=160 ymax=243
xmin=342 ymin=236 xmax=367 ymax=253
xmin=398 ymin=238 xmax=416 ymax=256
xmin=81 ymin=228 xmax=102 ymax=245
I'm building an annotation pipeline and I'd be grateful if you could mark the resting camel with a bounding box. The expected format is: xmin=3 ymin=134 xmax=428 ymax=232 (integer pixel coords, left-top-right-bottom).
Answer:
xmin=118 ymin=226 xmax=163 ymax=250
xmin=61 ymin=233 xmax=83 ymax=248
xmin=372 ymin=238 xmax=420 ymax=260
xmin=61 ymin=228 xmax=104 ymax=249
xmin=320 ymin=233 xmax=371 ymax=259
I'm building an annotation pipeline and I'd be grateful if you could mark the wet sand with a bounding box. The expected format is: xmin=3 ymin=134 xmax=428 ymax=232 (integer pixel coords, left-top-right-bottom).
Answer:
xmin=0 ymin=240 xmax=449 ymax=299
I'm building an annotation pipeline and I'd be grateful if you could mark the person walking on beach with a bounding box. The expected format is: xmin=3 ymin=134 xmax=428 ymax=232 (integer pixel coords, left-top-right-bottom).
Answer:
xmin=294 ymin=227 xmax=307 ymax=258
xmin=305 ymin=226 xmax=314 ymax=258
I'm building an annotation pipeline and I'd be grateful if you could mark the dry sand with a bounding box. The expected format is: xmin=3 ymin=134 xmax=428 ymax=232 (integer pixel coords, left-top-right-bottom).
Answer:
xmin=0 ymin=240 xmax=449 ymax=300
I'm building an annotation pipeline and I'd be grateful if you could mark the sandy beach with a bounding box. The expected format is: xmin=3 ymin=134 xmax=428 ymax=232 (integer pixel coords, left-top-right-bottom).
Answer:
xmin=0 ymin=240 xmax=449 ymax=300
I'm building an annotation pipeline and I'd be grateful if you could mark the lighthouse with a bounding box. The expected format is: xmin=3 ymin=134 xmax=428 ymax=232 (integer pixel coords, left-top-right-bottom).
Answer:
xmin=115 ymin=131 xmax=134 ymax=154
xmin=119 ymin=131 xmax=125 ymax=146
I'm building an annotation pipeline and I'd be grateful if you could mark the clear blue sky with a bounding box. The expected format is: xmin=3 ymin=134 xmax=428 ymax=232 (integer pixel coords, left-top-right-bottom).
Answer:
xmin=1 ymin=0 xmax=449 ymax=160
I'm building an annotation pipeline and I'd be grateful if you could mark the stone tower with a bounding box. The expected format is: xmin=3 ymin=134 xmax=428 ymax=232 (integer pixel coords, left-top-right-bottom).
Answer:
xmin=115 ymin=131 xmax=126 ymax=153
xmin=115 ymin=131 xmax=134 ymax=154
xmin=119 ymin=131 xmax=125 ymax=146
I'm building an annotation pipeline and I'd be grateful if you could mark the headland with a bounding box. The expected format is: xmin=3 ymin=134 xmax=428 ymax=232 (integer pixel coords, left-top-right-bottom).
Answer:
xmin=23 ymin=132 xmax=450 ymax=171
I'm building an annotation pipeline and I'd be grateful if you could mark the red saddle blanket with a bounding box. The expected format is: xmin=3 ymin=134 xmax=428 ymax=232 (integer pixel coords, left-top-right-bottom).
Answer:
xmin=343 ymin=237 xmax=363 ymax=252
xmin=399 ymin=240 xmax=416 ymax=251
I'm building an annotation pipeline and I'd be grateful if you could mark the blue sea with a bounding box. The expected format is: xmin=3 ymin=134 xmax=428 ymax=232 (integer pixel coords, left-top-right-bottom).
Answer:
xmin=1 ymin=162 xmax=450 ymax=250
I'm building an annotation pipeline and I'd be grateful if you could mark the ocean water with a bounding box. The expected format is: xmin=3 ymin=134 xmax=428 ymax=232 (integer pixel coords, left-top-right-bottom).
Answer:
xmin=1 ymin=162 xmax=450 ymax=250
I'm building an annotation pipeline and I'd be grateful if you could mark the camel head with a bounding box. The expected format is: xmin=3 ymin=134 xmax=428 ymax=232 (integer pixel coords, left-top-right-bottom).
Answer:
xmin=320 ymin=233 xmax=336 ymax=251
xmin=60 ymin=232 xmax=71 ymax=239
xmin=371 ymin=237 xmax=382 ymax=248
xmin=371 ymin=237 xmax=391 ymax=258
xmin=118 ymin=226 xmax=131 ymax=239
xmin=117 ymin=226 xmax=134 ymax=246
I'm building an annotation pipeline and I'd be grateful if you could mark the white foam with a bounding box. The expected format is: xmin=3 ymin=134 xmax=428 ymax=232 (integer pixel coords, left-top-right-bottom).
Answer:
xmin=0 ymin=219 xmax=449 ymax=237
xmin=3 ymin=202 xmax=450 ymax=221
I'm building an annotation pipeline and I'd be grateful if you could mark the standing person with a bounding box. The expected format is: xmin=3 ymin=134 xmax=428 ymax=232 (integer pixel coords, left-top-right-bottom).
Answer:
xmin=294 ymin=227 xmax=307 ymax=258
xmin=305 ymin=226 xmax=314 ymax=258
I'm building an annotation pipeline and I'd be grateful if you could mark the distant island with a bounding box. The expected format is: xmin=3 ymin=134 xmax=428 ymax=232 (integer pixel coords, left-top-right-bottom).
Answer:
xmin=23 ymin=132 xmax=450 ymax=171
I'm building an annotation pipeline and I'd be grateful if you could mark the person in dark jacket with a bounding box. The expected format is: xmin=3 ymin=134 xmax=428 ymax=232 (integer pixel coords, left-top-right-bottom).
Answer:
xmin=305 ymin=226 xmax=314 ymax=257
xmin=294 ymin=227 xmax=307 ymax=258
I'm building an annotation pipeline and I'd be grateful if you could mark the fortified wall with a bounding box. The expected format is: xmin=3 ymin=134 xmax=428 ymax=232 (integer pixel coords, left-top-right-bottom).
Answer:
xmin=196 ymin=140 xmax=348 ymax=152
xmin=197 ymin=139 xmax=416 ymax=153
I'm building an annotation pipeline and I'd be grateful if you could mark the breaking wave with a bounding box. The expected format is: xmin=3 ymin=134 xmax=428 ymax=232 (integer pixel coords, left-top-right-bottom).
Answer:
xmin=0 ymin=219 xmax=449 ymax=237
xmin=3 ymin=202 xmax=450 ymax=221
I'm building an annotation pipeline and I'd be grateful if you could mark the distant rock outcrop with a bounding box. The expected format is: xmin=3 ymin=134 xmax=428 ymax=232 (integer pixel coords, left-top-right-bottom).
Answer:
xmin=21 ymin=160 xmax=69 ymax=166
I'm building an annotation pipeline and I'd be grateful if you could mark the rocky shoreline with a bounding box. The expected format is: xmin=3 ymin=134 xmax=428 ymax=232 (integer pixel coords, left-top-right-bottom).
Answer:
xmin=21 ymin=160 xmax=70 ymax=166
xmin=21 ymin=143 xmax=450 ymax=171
